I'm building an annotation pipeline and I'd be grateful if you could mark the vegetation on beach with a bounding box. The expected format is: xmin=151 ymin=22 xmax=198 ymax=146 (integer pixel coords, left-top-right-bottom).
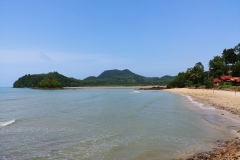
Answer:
xmin=13 ymin=70 xmax=175 ymax=88
xmin=168 ymin=43 xmax=240 ymax=88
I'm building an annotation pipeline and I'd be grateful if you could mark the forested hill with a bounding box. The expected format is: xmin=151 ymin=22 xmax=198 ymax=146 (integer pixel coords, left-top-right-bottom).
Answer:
xmin=13 ymin=70 xmax=175 ymax=88
xmin=98 ymin=69 xmax=144 ymax=79
xmin=84 ymin=69 xmax=158 ymax=80
xmin=13 ymin=72 xmax=81 ymax=88
xmin=83 ymin=69 xmax=175 ymax=85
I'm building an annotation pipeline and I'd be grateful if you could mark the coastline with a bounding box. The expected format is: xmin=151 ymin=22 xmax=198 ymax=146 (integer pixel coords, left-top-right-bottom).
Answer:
xmin=166 ymin=88 xmax=240 ymax=116
xmin=63 ymin=86 xmax=161 ymax=90
xmin=167 ymin=88 xmax=240 ymax=159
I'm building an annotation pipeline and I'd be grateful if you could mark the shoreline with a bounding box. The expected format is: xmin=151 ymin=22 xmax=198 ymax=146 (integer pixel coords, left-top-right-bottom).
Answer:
xmin=167 ymin=88 xmax=240 ymax=160
xmin=63 ymin=86 xmax=162 ymax=90
xmin=166 ymin=88 xmax=240 ymax=116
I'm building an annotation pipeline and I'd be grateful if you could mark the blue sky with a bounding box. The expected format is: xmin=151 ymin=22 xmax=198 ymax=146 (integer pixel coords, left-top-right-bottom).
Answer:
xmin=1 ymin=0 xmax=240 ymax=87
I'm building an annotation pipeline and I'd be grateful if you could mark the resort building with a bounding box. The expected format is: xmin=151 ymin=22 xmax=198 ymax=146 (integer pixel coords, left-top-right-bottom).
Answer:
xmin=214 ymin=76 xmax=240 ymax=85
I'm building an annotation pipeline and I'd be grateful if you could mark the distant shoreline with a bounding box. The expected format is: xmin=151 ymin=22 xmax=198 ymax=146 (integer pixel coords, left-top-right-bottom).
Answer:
xmin=63 ymin=86 xmax=165 ymax=90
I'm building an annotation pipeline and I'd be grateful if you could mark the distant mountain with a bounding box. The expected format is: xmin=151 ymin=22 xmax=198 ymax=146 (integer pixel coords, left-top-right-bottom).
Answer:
xmin=13 ymin=69 xmax=175 ymax=88
xmin=98 ymin=69 xmax=143 ymax=79
xmin=84 ymin=69 xmax=144 ymax=80
xmin=83 ymin=69 xmax=175 ymax=86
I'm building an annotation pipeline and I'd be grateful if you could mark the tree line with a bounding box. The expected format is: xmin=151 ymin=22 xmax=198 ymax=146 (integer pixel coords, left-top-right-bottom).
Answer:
xmin=13 ymin=71 xmax=175 ymax=88
xmin=168 ymin=43 xmax=240 ymax=88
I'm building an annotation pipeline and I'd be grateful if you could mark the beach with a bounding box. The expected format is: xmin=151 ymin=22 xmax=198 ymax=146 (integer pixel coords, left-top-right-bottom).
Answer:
xmin=167 ymin=88 xmax=240 ymax=160
xmin=167 ymin=88 xmax=240 ymax=116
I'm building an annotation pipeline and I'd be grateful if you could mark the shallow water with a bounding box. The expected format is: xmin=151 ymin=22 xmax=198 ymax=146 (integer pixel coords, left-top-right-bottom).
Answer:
xmin=1 ymin=88 xmax=239 ymax=159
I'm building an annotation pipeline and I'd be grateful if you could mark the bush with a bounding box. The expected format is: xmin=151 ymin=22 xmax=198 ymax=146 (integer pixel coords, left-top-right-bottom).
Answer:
xmin=199 ymin=85 xmax=206 ymax=89
xmin=195 ymin=84 xmax=200 ymax=88
xmin=221 ymin=82 xmax=232 ymax=88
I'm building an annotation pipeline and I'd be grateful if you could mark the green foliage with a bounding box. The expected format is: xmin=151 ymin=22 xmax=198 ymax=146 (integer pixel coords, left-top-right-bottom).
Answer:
xmin=167 ymin=72 xmax=187 ymax=88
xmin=82 ymin=69 xmax=175 ymax=86
xmin=208 ymin=56 xmax=227 ymax=77
xmin=13 ymin=70 xmax=175 ymax=88
xmin=222 ymin=48 xmax=237 ymax=65
xmin=190 ymin=62 xmax=204 ymax=85
xmin=38 ymin=78 xmax=63 ymax=88
xmin=221 ymin=82 xmax=232 ymax=89
xmin=204 ymin=77 xmax=214 ymax=89
xmin=13 ymin=72 xmax=82 ymax=88
xmin=168 ymin=62 xmax=206 ymax=88
xmin=208 ymin=43 xmax=240 ymax=77
xmin=231 ymin=62 xmax=240 ymax=76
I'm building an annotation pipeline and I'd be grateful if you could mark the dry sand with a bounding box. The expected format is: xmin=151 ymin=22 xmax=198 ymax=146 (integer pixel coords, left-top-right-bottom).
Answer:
xmin=167 ymin=88 xmax=240 ymax=116
xmin=167 ymin=88 xmax=240 ymax=160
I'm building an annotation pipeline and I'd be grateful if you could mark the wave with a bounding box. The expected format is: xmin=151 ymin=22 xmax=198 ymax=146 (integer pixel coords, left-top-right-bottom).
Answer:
xmin=0 ymin=119 xmax=15 ymax=128
xmin=185 ymin=96 xmax=215 ymax=110
xmin=132 ymin=90 xmax=141 ymax=94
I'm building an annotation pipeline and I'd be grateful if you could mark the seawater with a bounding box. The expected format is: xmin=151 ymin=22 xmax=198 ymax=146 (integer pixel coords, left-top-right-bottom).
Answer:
xmin=1 ymin=88 xmax=240 ymax=160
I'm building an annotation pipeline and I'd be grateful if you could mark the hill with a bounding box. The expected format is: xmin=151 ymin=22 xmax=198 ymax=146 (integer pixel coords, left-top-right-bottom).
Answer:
xmin=13 ymin=69 xmax=175 ymax=88
xmin=83 ymin=69 xmax=175 ymax=86
xmin=13 ymin=72 xmax=81 ymax=88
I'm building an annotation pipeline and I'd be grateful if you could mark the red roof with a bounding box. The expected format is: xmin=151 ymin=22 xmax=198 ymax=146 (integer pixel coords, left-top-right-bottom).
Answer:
xmin=220 ymin=76 xmax=232 ymax=81
xmin=235 ymin=78 xmax=240 ymax=82
xmin=214 ymin=78 xmax=221 ymax=83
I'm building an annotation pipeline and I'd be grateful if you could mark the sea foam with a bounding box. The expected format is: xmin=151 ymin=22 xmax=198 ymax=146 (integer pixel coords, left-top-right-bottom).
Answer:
xmin=132 ymin=90 xmax=141 ymax=93
xmin=0 ymin=119 xmax=15 ymax=128
xmin=186 ymin=96 xmax=215 ymax=110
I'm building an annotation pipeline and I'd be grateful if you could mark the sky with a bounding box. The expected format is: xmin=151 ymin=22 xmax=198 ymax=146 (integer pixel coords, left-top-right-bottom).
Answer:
xmin=0 ymin=0 xmax=240 ymax=87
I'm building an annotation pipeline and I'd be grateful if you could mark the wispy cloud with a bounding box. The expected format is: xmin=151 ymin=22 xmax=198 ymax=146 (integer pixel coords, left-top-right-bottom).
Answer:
xmin=40 ymin=52 xmax=51 ymax=61
xmin=0 ymin=50 xmax=129 ymax=65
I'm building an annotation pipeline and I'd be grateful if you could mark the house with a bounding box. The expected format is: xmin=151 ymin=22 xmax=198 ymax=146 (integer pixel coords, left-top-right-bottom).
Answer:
xmin=220 ymin=76 xmax=232 ymax=82
xmin=231 ymin=77 xmax=240 ymax=86
xmin=214 ymin=78 xmax=221 ymax=83
xmin=213 ymin=76 xmax=240 ymax=85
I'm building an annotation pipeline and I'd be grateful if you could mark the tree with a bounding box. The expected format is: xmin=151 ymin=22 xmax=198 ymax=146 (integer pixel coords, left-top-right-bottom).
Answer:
xmin=234 ymin=43 xmax=240 ymax=62
xmin=222 ymin=48 xmax=237 ymax=65
xmin=38 ymin=77 xmax=63 ymax=88
xmin=209 ymin=56 xmax=227 ymax=77
xmin=168 ymin=72 xmax=187 ymax=88
xmin=231 ymin=62 xmax=240 ymax=76
xmin=190 ymin=62 xmax=204 ymax=85
xmin=204 ymin=77 xmax=214 ymax=88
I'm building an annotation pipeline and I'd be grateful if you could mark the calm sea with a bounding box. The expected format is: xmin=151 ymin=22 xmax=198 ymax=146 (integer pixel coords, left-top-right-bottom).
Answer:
xmin=1 ymin=88 xmax=240 ymax=160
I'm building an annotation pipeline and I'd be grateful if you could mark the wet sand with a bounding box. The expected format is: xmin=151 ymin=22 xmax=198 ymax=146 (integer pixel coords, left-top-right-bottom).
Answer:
xmin=167 ymin=88 xmax=240 ymax=160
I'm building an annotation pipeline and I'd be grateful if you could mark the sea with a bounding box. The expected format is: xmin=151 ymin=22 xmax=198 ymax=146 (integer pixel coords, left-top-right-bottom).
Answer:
xmin=1 ymin=87 xmax=240 ymax=160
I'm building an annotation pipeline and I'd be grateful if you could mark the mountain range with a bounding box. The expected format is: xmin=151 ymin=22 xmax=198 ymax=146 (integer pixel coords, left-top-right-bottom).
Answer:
xmin=13 ymin=69 xmax=175 ymax=88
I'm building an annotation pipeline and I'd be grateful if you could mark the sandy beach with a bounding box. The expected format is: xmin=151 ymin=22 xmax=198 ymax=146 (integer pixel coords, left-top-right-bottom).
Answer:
xmin=167 ymin=88 xmax=240 ymax=160
xmin=167 ymin=88 xmax=240 ymax=116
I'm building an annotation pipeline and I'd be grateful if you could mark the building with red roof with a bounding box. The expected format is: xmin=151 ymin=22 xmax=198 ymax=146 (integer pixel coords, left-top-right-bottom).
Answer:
xmin=220 ymin=76 xmax=232 ymax=81
xmin=213 ymin=76 xmax=240 ymax=85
